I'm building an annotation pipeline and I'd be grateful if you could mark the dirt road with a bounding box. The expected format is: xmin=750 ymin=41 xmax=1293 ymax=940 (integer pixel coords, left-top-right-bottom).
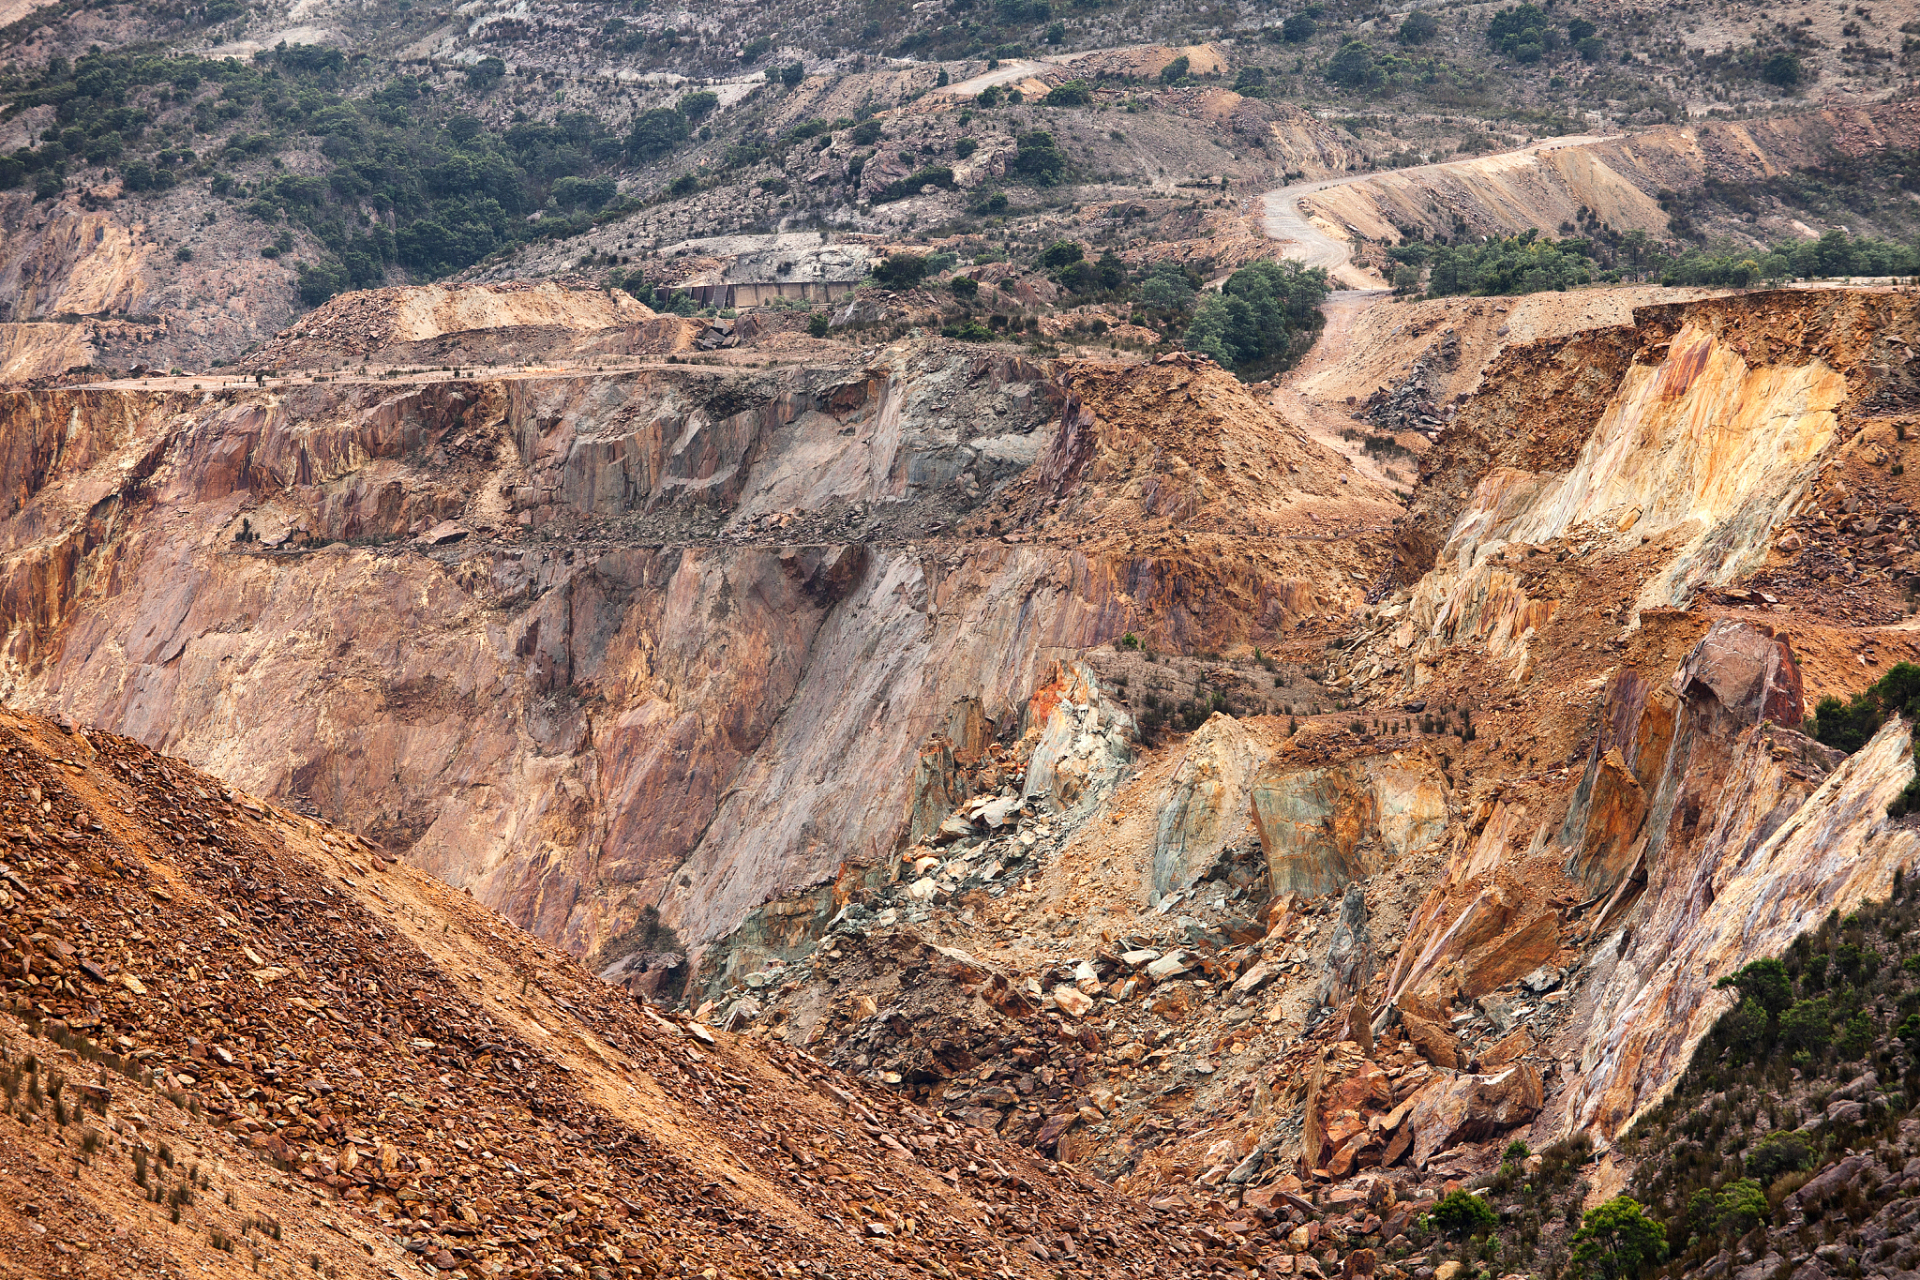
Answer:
xmin=1259 ymin=134 xmax=1617 ymax=481
xmin=1259 ymin=134 xmax=1615 ymax=287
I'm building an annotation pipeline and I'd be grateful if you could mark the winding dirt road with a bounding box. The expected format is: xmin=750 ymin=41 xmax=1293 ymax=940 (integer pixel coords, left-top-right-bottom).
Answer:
xmin=1258 ymin=134 xmax=1615 ymax=481
xmin=1258 ymin=134 xmax=1614 ymax=288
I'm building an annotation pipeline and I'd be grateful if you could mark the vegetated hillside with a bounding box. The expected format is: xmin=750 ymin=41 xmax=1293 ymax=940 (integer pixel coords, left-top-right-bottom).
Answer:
xmin=1460 ymin=867 xmax=1920 ymax=1280
xmin=0 ymin=0 xmax=1911 ymax=377
xmin=0 ymin=704 xmax=1220 ymax=1280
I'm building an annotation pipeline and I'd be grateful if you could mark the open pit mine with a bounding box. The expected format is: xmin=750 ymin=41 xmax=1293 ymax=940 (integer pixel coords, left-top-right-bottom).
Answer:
xmin=0 ymin=55 xmax=1918 ymax=1280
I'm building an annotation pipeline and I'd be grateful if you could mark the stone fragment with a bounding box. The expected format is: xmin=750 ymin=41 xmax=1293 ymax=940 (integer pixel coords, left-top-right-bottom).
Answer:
xmin=1404 ymin=1064 xmax=1544 ymax=1165
xmin=1145 ymin=951 xmax=1191 ymax=981
xmin=1399 ymin=1011 xmax=1465 ymax=1071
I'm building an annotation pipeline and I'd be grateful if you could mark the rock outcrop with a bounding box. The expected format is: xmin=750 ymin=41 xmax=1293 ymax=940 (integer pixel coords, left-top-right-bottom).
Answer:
xmin=0 ymin=311 xmax=1389 ymax=988
xmin=1150 ymin=712 xmax=1265 ymax=895
xmin=1251 ymin=751 xmax=1450 ymax=897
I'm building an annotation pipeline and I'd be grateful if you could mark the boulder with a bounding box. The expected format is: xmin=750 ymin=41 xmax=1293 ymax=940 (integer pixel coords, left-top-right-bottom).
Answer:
xmin=1301 ymin=1045 xmax=1393 ymax=1174
xmin=1146 ymin=951 xmax=1192 ymax=982
xmin=1316 ymin=884 xmax=1373 ymax=1009
xmin=1051 ymin=984 xmax=1094 ymax=1019
xmin=1670 ymin=619 xmax=1805 ymax=728
xmin=1399 ymin=1010 xmax=1465 ymax=1071
xmin=1404 ymin=1064 xmax=1544 ymax=1166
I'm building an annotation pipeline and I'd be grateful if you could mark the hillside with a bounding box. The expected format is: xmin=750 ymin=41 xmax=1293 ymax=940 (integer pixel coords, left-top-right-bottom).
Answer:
xmin=0 ymin=704 xmax=1217 ymax=1279
xmin=0 ymin=0 xmax=1909 ymax=378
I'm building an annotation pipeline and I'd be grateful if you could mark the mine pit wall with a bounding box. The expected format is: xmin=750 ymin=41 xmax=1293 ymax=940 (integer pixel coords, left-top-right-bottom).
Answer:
xmin=0 ymin=354 xmax=1356 ymax=1001
xmin=1395 ymin=290 xmax=1914 ymax=694
xmin=1370 ymin=288 xmax=1920 ymax=1151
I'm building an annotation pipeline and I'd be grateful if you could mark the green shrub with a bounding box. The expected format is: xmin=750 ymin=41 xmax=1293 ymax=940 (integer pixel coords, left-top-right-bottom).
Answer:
xmin=1425 ymin=230 xmax=1592 ymax=296
xmin=1432 ymin=1190 xmax=1498 ymax=1239
xmin=1183 ymin=257 xmax=1330 ymax=375
xmin=1010 ymin=130 xmax=1067 ymax=185
xmin=871 ymin=253 xmax=930 ymax=288
xmin=1569 ymin=1197 xmax=1666 ymax=1280
xmin=1744 ymin=1130 xmax=1812 ymax=1182
xmin=1398 ymin=10 xmax=1440 ymax=43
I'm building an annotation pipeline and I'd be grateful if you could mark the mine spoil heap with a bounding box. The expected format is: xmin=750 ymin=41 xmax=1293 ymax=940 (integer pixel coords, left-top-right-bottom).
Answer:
xmin=0 ymin=707 xmax=1228 ymax=1280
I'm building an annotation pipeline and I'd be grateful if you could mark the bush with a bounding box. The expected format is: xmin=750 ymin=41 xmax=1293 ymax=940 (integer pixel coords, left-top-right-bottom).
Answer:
xmin=1138 ymin=261 xmax=1197 ymax=311
xmin=551 ymin=175 xmax=617 ymax=211
xmin=1326 ymin=40 xmax=1381 ymax=87
xmin=780 ymin=62 xmax=806 ymax=88
xmin=1011 ymin=130 xmax=1068 ymax=185
xmin=628 ymin=108 xmax=691 ymax=161
xmin=1778 ymin=996 xmax=1834 ymax=1052
xmin=465 ymin=56 xmax=506 ymax=89
xmin=296 ymin=260 xmax=349 ymax=307
xmin=1425 ymin=230 xmax=1592 ymax=296
xmin=1038 ymin=240 xmax=1085 ymax=270
xmin=1744 ymin=1130 xmax=1813 ymax=1183
xmin=871 ymin=253 xmax=931 ymax=288
xmin=1570 ymin=1197 xmax=1666 ymax=1280
xmin=1712 ymin=1179 xmax=1768 ymax=1236
xmin=1044 ymin=79 xmax=1092 ymax=106
xmin=949 ymin=275 xmax=979 ymax=299
xmin=1398 ymin=10 xmax=1440 ymax=43
xmin=807 ymin=313 xmax=830 ymax=337
xmin=1715 ymin=957 xmax=1792 ymax=1018
xmin=678 ymin=91 xmax=719 ymax=122
xmin=1183 ymin=257 xmax=1330 ymax=374
xmin=1159 ymin=55 xmax=1190 ymax=83
xmin=1281 ymin=13 xmax=1317 ymax=42
xmin=1488 ymin=3 xmax=1558 ymax=60
xmin=850 ymin=120 xmax=884 ymax=147
xmin=1432 ymin=1190 xmax=1498 ymax=1239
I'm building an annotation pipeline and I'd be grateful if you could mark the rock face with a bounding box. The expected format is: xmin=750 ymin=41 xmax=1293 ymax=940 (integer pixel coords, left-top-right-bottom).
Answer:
xmin=1150 ymin=713 xmax=1265 ymax=895
xmin=1560 ymin=619 xmax=1804 ymax=897
xmin=1381 ymin=292 xmax=1886 ymax=700
xmin=1023 ymin=663 xmax=1137 ymax=819
xmin=1251 ymin=752 xmax=1450 ymax=897
xmin=0 ymin=310 xmax=1386 ymax=983
xmin=1554 ymin=634 xmax=1914 ymax=1137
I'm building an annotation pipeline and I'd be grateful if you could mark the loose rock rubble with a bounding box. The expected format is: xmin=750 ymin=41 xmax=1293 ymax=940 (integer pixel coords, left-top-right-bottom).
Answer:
xmin=0 ymin=707 xmax=1234 ymax=1280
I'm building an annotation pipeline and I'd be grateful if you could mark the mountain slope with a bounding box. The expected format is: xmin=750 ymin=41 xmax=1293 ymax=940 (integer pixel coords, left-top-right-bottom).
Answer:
xmin=0 ymin=703 xmax=1226 ymax=1279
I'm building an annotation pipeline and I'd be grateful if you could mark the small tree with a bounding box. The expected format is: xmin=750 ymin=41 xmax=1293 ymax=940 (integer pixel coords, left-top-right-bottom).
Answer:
xmin=1431 ymin=1190 xmax=1498 ymax=1240
xmin=1715 ymin=957 xmax=1792 ymax=1019
xmin=1569 ymin=1197 xmax=1666 ymax=1280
